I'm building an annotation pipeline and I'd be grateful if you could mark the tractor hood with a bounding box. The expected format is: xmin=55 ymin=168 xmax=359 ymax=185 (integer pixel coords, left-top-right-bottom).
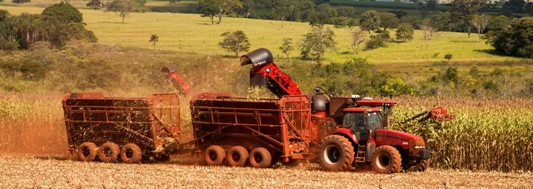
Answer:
xmin=375 ymin=129 xmax=425 ymax=150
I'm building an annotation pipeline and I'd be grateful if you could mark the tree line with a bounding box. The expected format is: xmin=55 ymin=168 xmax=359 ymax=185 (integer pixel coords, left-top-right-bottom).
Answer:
xmin=0 ymin=2 xmax=97 ymax=50
xmin=78 ymin=0 xmax=532 ymax=57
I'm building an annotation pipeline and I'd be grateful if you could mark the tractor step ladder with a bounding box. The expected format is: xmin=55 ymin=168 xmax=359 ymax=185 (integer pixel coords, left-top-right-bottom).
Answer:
xmin=355 ymin=145 xmax=366 ymax=163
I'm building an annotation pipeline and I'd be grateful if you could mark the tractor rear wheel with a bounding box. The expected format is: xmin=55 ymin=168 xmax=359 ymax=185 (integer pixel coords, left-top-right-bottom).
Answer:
xmin=77 ymin=142 xmax=98 ymax=161
xmin=317 ymin=135 xmax=355 ymax=171
xmin=120 ymin=143 xmax=142 ymax=163
xmin=98 ymin=142 xmax=120 ymax=163
xmin=204 ymin=145 xmax=226 ymax=166
xmin=404 ymin=158 xmax=430 ymax=172
xmin=227 ymin=146 xmax=249 ymax=167
xmin=371 ymin=145 xmax=402 ymax=174
xmin=249 ymin=147 xmax=271 ymax=168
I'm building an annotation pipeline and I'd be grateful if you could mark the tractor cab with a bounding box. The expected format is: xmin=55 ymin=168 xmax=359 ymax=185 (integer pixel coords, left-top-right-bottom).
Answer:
xmin=342 ymin=108 xmax=382 ymax=143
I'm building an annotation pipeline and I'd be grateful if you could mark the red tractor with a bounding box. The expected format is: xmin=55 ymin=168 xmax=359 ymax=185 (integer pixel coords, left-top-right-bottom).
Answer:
xmin=315 ymin=95 xmax=431 ymax=173
xmin=241 ymin=48 xmax=435 ymax=173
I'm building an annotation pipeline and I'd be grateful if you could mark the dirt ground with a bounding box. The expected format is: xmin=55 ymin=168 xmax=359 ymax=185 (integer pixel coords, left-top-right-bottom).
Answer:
xmin=0 ymin=155 xmax=532 ymax=189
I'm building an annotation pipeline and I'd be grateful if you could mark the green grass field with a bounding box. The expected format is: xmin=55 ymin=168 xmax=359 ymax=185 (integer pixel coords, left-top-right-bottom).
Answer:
xmin=0 ymin=2 xmax=531 ymax=83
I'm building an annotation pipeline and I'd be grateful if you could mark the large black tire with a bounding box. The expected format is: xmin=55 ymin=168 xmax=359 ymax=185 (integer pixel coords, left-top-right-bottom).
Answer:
xmin=317 ymin=135 xmax=355 ymax=171
xmin=249 ymin=147 xmax=271 ymax=168
xmin=404 ymin=158 xmax=430 ymax=172
xmin=204 ymin=145 xmax=226 ymax=166
xmin=371 ymin=145 xmax=402 ymax=174
xmin=270 ymin=153 xmax=281 ymax=166
xmin=120 ymin=143 xmax=142 ymax=163
xmin=227 ymin=146 xmax=249 ymax=167
xmin=77 ymin=142 xmax=98 ymax=162
xmin=98 ymin=142 xmax=120 ymax=163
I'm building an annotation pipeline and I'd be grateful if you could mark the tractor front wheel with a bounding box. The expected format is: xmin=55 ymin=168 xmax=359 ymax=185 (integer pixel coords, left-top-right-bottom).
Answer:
xmin=404 ymin=158 xmax=430 ymax=172
xmin=317 ymin=135 xmax=355 ymax=171
xmin=371 ymin=145 xmax=402 ymax=174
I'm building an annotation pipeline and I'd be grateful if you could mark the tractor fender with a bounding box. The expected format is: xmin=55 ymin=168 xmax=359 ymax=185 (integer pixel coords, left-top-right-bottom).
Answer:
xmin=333 ymin=128 xmax=359 ymax=145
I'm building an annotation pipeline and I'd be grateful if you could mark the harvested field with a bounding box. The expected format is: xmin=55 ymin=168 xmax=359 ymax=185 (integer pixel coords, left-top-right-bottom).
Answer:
xmin=0 ymin=155 xmax=532 ymax=189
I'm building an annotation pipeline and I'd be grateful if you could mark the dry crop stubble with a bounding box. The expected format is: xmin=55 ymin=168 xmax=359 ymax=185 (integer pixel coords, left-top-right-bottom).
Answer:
xmin=0 ymin=155 xmax=532 ymax=188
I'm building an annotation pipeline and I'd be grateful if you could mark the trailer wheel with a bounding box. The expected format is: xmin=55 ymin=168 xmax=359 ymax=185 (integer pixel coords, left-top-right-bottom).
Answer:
xmin=227 ymin=146 xmax=249 ymax=167
xmin=404 ymin=158 xmax=430 ymax=172
xmin=371 ymin=145 xmax=402 ymax=174
xmin=249 ymin=147 xmax=271 ymax=168
xmin=77 ymin=142 xmax=98 ymax=161
xmin=98 ymin=142 xmax=120 ymax=163
xmin=204 ymin=145 xmax=226 ymax=166
xmin=317 ymin=135 xmax=355 ymax=171
xmin=120 ymin=143 xmax=142 ymax=163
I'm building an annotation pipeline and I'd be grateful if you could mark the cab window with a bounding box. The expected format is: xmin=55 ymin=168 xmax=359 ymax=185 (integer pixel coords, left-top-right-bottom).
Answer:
xmin=343 ymin=113 xmax=365 ymax=132
xmin=367 ymin=112 xmax=383 ymax=130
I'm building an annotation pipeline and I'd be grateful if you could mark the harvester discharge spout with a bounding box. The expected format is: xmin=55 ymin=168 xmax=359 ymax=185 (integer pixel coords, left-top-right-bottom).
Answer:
xmin=161 ymin=64 xmax=191 ymax=96
xmin=240 ymin=48 xmax=301 ymax=98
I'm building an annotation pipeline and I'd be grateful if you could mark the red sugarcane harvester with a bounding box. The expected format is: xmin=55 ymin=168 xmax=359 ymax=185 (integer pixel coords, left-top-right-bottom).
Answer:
xmin=239 ymin=48 xmax=453 ymax=173
xmin=62 ymin=48 xmax=452 ymax=174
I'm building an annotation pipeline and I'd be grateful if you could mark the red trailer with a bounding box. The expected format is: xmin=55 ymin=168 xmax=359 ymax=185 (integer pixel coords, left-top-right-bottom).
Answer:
xmin=190 ymin=94 xmax=319 ymax=167
xmin=62 ymin=92 xmax=181 ymax=163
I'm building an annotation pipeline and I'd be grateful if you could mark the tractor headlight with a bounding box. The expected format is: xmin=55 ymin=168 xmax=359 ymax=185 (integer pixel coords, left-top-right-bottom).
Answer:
xmin=414 ymin=145 xmax=425 ymax=149
xmin=265 ymin=67 xmax=271 ymax=73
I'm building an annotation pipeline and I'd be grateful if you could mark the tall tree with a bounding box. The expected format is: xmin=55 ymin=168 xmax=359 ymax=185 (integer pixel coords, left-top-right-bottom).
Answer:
xmin=359 ymin=10 xmax=381 ymax=34
xmin=198 ymin=0 xmax=218 ymax=25
xmin=0 ymin=10 xmax=19 ymax=50
xmin=300 ymin=26 xmax=336 ymax=63
xmin=279 ymin=37 xmax=294 ymax=59
xmin=218 ymin=30 xmax=250 ymax=57
xmin=420 ymin=19 xmax=436 ymax=42
xmin=350 ymin=28 xmax=366 ymax=55
xmin=42 ymin=1 xmax=83 ymax=23
xmin=308 ymin=3 xmax=337 ymax=27
xmin=490 ymin=17 xmax=533 ymax=58
xmin=395 ymin=23 xmax=414 ymax=42
xmin=469 ymin=14 xmax=489 ymax=42
xmin=87 ymin=0 xmax=103 ymax=10
xmin=483 ymin=15 xmax=511 ymax=43
xmin=199 ymin=0 xmax=243 ymax=25
xmin=106 ymin=0 xmax=144 ymax=23
xmin=450 ymin=0 xmax=487 ymax=38
xmin=11 ymin=13 xmax=45 ymax=49
xmin=379 ymin=12 xmax=399 ymax=31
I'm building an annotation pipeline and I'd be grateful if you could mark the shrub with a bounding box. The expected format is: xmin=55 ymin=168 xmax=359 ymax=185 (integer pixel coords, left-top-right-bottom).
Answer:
xmin=490 ymin=17 xmax=533 ymax=58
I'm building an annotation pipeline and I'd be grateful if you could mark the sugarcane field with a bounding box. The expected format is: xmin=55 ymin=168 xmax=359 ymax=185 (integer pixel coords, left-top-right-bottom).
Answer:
xmin=1 ymin=1 xmax=533 ymax=188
